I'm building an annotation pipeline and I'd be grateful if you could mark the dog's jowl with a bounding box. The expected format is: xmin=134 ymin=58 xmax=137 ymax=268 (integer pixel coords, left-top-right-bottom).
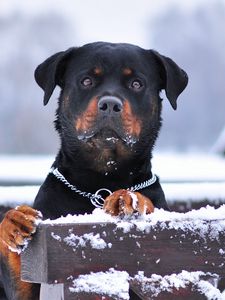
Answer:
xmin=0 ymin=42 xmax=188 ymax=300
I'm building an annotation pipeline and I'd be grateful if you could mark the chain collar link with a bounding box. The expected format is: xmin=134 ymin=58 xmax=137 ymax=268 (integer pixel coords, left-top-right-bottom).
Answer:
xmin=49 ymin=167 xmax=157 ymax=208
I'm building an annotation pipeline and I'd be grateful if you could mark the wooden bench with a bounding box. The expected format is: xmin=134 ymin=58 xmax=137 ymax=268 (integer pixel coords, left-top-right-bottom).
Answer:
xmin=21 ymin=208 xmax=225 ymax=300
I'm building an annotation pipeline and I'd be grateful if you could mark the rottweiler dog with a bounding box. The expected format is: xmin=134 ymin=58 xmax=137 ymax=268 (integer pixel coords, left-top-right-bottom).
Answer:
xmin=0 ymin=42 xmax=188 ymax=299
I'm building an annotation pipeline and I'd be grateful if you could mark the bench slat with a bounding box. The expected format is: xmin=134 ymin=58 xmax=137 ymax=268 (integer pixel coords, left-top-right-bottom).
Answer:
xmin=21 ymin=221 xmax=225 ymax=283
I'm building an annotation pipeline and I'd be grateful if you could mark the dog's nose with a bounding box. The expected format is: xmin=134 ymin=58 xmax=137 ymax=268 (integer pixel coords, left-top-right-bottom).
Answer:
xmin=98 ymin=96 xmax=123 ymax=114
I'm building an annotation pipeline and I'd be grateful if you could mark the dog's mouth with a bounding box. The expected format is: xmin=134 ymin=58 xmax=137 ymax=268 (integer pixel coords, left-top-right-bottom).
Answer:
xmin=77 ymin=127 xmax=138 ymax=147
xmin=76 ymin=126 xmax=139 ymax=173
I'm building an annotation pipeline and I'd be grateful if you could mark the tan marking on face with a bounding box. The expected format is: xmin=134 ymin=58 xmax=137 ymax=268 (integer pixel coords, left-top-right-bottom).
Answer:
xmin=75 ymin=97 xmax=98 ymax=132
xmin=93 ymin=67 xmax=103 ymax=76
xmin=123 ymin=68 xmax=132 ymax=76
xmin=122 ymin=100 xmax=141 ymax=137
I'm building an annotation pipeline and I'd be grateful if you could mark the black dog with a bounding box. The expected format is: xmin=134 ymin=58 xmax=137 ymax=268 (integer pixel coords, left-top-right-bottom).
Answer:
xmin=0 ymin=42 xmax=188 ymax=299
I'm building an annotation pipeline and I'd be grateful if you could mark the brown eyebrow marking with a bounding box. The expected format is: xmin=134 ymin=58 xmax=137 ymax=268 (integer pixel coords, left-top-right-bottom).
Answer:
xmin=123 ymin=68 xmax=133 ymax=76
xmin=93 ymin=67 xmax=103 ymax=76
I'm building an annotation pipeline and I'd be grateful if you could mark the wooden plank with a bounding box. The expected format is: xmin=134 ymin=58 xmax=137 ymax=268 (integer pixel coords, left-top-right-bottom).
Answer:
xmin=40 ymin=283 xmax=117 ymax=300
xmin=40 ymin=284 xmax=64 ymax=300
xmin=21 ymin=220 xmax=225 ymax=285
xmin=21 ymin=225 xmax=48 ymax=282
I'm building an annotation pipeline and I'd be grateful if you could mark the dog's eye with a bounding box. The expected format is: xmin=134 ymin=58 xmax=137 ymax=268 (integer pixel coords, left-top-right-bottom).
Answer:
xmin=81 ymin=77 xmax=93 ymax=87
xmin=130 ymin=79 xmax=143 ymax=91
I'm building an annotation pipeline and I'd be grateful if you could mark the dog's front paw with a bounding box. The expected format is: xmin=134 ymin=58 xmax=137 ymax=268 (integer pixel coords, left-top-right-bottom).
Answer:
xmin=103 ymin=189 xmax=154 ymax=216
xmin=0 ymin=205 xmax=42 ymax=253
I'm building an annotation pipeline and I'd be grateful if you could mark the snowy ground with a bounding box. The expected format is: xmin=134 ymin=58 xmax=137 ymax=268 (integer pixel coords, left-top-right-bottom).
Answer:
xmin=0 ymin=155 xmax=52 ymax=184
xmin=0 ymin=153 xmax=225 ymax=206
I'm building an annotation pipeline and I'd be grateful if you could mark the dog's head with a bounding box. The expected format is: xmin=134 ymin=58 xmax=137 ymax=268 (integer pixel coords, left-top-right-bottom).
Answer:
xmin=35 ymin=42 xmax=188 ymax=173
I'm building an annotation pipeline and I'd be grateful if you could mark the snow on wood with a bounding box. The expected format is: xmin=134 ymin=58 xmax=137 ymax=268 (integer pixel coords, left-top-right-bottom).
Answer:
xmin=42 ymin=206 xmax=225 ymax=241
xmin=131 ymin=270 xmax=224 ymax=299
xmin=68 ymin=269 xmax=224 ymax=300
xmin=69 ymin=268 xmax=130 ymax=300
xmin=62 ymin=232 xmax=109 ymax=250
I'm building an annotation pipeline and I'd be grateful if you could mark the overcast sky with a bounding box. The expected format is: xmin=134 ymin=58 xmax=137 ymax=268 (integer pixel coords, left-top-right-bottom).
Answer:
xmin=0 ymin=0 xmax=214 ymax=48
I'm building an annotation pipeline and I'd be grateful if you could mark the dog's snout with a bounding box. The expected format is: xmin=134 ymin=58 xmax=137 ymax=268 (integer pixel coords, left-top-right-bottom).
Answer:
xmin=98 ymin=96 xmax=123 ymax=114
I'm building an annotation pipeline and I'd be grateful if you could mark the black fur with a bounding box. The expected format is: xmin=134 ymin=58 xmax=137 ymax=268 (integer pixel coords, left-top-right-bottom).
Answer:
xmin=33 ymin=42 xmax=188 ymax=219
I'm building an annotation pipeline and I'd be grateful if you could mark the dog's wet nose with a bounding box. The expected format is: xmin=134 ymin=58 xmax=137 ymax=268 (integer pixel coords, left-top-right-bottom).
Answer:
xmin=98 ymin=96 xmax=123 ymax=114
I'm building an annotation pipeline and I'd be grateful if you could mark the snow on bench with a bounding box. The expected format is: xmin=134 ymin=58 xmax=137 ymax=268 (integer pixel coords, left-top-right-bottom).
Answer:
xmin=21 ymin=206 xmax=225 ymax=300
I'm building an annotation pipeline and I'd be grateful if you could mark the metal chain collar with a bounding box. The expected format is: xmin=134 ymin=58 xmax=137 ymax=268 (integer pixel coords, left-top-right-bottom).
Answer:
xmin=49 ymin=167 xmax=157 ymax=208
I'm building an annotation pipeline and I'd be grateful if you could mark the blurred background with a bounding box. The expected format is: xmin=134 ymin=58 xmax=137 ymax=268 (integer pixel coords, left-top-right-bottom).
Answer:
xmin=0 ymin=0 xmax=225 ymax=155
xmin=0 ymin=0 xmax=224 ymax=214
xmin=0 ymin=4 xmax=225 ymax=298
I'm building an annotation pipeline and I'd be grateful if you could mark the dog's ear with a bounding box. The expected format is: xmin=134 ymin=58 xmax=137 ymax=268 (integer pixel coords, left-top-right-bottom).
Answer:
xmin=35 ymin=48 xmax=75 ymax=105
xmin=151 ymin=50 xmax=188 ymax=110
